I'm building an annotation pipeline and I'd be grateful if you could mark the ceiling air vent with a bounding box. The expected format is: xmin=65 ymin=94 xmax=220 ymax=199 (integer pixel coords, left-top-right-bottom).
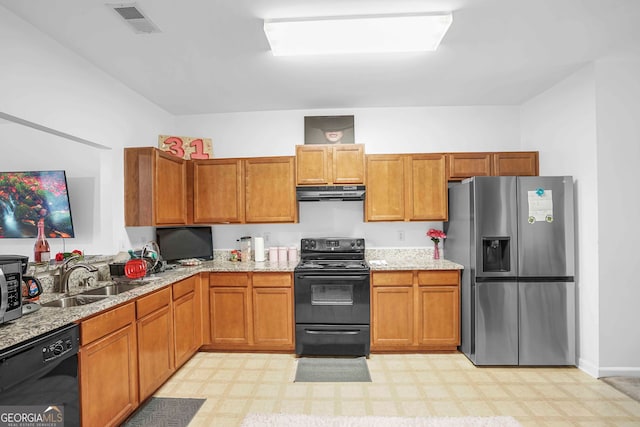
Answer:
xmin=108 ymin=3 xmax=161 ymax=34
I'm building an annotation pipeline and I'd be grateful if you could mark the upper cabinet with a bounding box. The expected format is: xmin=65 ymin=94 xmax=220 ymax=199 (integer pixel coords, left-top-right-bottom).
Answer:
xmin=193 ymin=158 xmax=245 ymax=224
xmin=366 ymin=154 xmax=447 ymax=222
xmin=447 ymin=151 xmax=539 ymax=181
xmin=125 ymin=147 xmax=188 ymax=226
xmin=245 ymin=157 xmax=298 ymax=223
xmin=193 ymin=156 xmax=297 ymax=224
xmin=492 ymin=152 xmax=539 ymax=176
xmin=296 ymin=144 xmax=365 ymax=185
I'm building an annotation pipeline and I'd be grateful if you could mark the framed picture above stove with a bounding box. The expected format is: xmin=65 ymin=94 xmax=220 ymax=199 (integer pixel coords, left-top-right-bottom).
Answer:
xmin=304 ymin=115 xmax=354 ymax=145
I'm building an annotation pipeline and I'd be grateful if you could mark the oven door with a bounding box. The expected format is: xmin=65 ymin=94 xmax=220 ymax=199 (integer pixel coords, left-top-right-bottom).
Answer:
xmin=294 ymin=272 xmax=370 ymax=325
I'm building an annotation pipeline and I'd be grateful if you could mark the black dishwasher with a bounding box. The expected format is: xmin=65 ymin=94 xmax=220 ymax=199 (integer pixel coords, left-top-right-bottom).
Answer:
xmin=0 ymin=323 xmax=80 ymax=427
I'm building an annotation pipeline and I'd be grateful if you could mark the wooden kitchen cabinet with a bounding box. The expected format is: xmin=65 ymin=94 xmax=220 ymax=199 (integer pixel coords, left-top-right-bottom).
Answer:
xmin=407 ymin=154 xmax=448 ymax=221
xmin=252 ymin=273 xmax=294 ymax=348
xmin=209 ymin=273 xmax=251 ymax=345
xmin=79 ymin=303 xmax=138 ymax=427
xmin=366 ymin=154 xmax=447 ymax=222
xmin=371 ymin=271 xmax=414 ymax=347
xmin=193 ymin=158 xmax=245 ymax=223
xmin=492 ymin=151 xmax=539 ymax=176
xmin=245 ymin=157 xmax=298 ymax=223
xmin=173 ymin=275 xmax=202 ymax=368
xmin=136 ymin=287 xmax=175 ymax=401
xmin=296 ymin=144 xmax=365 ymax=185
xmin=416 ymin=271 xmax=460 ymax=346
xmin=447 ymin=151 xmax=539 ymax=180
xmin=206 ymin=272 xmax=294 ymax=351
xmin=371 ymin=270 xmax=460 ymax=352
xmin=124 ymin=147 xmax=188 ymax=226
xmin=447 ymin=152 xmax=492 ymax=180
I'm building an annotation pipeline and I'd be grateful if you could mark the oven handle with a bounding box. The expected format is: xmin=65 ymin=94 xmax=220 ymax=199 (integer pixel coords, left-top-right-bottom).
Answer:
xmin=296 ymin=275 xmax=369 ymax=281
xmin=304 ymin=329 xmax=361 ymax=335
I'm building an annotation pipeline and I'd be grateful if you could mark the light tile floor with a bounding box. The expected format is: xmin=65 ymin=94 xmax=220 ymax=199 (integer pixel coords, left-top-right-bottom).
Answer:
xmin=154 ymin=352 xmax=640 ymax=427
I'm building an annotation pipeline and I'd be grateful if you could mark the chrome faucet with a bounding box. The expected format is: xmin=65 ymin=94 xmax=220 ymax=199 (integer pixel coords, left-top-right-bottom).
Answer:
xmin=53 ymin=256 xmax=98 ymax=293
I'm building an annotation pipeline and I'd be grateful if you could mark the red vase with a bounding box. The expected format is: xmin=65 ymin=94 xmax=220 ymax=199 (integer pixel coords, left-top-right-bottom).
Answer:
xmin=433 ymin=242 xmax=440 ymax=260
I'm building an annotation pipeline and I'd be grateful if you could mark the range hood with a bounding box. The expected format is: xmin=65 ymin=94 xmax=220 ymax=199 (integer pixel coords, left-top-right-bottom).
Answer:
xmin=296 ymin=185 xmax=365 ymax=201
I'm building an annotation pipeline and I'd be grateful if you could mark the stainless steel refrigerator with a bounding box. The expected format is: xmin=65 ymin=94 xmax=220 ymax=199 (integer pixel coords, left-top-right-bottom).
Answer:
xmin=445 ymin=176 xmax=575 ymax=366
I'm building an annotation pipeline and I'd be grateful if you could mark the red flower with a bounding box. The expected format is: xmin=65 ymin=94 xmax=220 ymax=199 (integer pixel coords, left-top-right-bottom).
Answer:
xmin=55 ymin=252 xmax=65 ymax=261
xmin=426 ymin=228 xmax=447 ymax=244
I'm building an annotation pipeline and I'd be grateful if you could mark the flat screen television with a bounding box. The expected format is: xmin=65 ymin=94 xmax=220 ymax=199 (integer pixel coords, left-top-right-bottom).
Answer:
xmin=0 ymin=170 xmax=75 ymax=238
xmin=155 ymin=226 xmax=214 ymax=263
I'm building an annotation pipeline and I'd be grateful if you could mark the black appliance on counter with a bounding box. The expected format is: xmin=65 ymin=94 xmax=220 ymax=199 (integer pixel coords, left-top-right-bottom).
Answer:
xmin=0 ymin=323 xmax=81 ymax=427
xmin=294 ymin=238 xmax=370 ymax=356
xmin=0 ymin=255 xmax=28 ymax=324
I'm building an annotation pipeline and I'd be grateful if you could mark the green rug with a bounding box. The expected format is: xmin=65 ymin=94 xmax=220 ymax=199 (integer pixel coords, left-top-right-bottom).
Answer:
xmin=122 ymin=397 xmax=205 ymax=427
xmin=294 ymin=357 xmax=372 ymax=382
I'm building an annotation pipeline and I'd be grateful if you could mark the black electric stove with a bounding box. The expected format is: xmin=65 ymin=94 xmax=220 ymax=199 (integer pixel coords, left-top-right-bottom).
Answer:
xmin=294 ymin=238 xmax=370 ymax=356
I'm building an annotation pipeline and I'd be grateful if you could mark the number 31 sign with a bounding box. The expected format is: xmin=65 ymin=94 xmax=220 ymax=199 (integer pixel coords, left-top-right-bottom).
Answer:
xmin=158 ymin=135 xmax=213 ymax=160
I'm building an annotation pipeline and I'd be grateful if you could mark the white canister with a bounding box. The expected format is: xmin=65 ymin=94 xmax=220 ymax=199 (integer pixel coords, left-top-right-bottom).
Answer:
xmin=278 ymin=247 xmax=288 ymax=263
xmin=288 ymin=247 xmax=298 ymax=263
xmin=268 ymin=247 xmax=278 ymax=263
xmin=254 ymin=237 xmax=265 ymax=262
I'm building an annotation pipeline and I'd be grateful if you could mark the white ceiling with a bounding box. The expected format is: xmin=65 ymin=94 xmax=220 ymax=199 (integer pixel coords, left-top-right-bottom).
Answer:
xmin=2 ymin=0 xmax=640 ymax=115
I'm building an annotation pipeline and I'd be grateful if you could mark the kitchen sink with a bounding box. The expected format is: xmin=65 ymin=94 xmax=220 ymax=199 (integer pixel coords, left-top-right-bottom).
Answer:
xmin=41 ymin=294 xmax=110 ymax=308
xmin=81 ymin=283 xmax=141 ymax=296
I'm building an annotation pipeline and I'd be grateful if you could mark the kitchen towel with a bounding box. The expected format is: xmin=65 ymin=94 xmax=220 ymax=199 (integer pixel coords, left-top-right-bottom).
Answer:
xmin=254 ymin=237 xmax=265 ymax=262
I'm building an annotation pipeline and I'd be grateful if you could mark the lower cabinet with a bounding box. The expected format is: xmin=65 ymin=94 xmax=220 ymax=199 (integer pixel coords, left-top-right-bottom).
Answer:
xmin=173 ymin=275 xmax=202 ymax=368
xmin=137 ymin=287 xmax=175 ymax=401
xmin=206 ymin=272 xmax=294 ymax=351
xmin=79 ymin=274 xmax=204 ymax=425
xmin=79 ymin=303 xmax=138 ymax=427
xmin=371 ymin=270 xmax=460 ymax=352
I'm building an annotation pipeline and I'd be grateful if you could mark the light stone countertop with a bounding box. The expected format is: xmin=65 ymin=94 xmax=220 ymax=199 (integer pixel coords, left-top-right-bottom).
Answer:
xmin=0 ymin=259 xmax=296 ymax=352
xmin=0 ymin=250 xmax=461 ymax=352
xmin=366 ymin=247 xmax=463 ymax=271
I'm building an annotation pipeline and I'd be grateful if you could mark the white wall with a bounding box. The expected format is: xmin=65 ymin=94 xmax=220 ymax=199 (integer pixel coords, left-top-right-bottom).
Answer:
xmin=0 ymin=5 xmax=174 ymax=259
xmin=521 ymin=57 xmax=640 ymax=378
xmin=520 ymin=65 xmax=600 ymax=376
xmin=593 ymin=57 xmax=640 ymax=376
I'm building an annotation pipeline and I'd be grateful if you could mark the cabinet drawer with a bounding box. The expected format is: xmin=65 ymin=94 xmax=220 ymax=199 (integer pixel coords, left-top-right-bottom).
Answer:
xmin=81 ymin=302 xmax=135 ymax=345
xmin=372 ymin=271 xmax=413 ymax=286
xmin=173 ymin=276 xmax=197 ymax=300
xmin=252 ymin=272 xmax=292 ymax=287
xmin=209 ymin=272 xmax=250 ymax=287
xmin=417 ymin=270 xmax=459 ymax=286
xmin=137 ymin=287 xmax=171 ymax=319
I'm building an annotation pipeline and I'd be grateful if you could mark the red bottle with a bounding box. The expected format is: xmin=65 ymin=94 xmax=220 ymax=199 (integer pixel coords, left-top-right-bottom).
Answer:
xmin=34 ymin=218 xmax=51 ymax=263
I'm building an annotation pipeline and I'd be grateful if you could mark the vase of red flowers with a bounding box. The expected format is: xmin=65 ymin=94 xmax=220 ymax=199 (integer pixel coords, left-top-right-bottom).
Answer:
xmin=426 ymin=228 xmax=447 ymax=260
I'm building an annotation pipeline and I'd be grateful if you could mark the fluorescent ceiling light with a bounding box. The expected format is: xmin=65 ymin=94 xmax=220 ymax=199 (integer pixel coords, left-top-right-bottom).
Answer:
xmin=264 ymin=13 xmax=453 ymax=56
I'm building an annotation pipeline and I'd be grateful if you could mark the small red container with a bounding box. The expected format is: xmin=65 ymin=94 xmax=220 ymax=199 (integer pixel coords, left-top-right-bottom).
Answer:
xmin=124 ymin=259 xmax=147 ymax=279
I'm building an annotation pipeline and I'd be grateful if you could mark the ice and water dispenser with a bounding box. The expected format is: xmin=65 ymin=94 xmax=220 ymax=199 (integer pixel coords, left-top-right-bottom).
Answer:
xmin=482 ymin=237 xmax=511 ymax=272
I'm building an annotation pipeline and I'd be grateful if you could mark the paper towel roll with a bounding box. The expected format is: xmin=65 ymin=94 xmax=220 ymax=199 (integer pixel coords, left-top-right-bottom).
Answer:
xmin=254 ymin=237 xmax=265 ymax=262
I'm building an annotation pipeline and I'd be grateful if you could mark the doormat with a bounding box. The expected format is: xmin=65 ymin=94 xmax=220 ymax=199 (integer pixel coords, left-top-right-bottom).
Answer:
xmin=294 ymin=357 xmax=372 ymax=382
xmin=121 ymin=397 xmax=206 ymax=427
xmin=240 ymin=413 xmax=522 ymax=427
xmin=602 ymin=376 xmax=640 ymax=402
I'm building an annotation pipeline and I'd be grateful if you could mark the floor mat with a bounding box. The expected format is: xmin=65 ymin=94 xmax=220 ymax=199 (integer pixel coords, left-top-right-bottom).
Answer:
xmin=294 ymin=357 xmax=372 ymax=382
xmin=122 ymin=397 xmax=205 ymax=427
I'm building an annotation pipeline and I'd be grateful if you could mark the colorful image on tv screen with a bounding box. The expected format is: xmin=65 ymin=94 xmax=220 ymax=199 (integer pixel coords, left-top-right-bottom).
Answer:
xmin=0 ymin=171 xmax=75 ymax=238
